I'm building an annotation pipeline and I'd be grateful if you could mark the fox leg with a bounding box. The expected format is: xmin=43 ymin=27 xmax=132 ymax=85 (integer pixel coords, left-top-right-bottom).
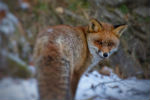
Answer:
xmin=71 ymin=72 xmax=80 ymax=99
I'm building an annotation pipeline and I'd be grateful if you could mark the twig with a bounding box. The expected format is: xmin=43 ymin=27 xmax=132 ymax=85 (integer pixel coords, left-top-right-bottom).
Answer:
xmin=64 ymin=9 xmax=85 ymax=21
xmin=55 ymin=7 xmax=88 ymax=23
xmin=94 ymin=79 xmax=124 ymax=88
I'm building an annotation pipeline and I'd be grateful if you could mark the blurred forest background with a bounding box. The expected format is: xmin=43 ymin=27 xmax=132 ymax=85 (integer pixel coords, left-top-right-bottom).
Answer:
xmin=0 ymin=0 xmax=149 ymax=79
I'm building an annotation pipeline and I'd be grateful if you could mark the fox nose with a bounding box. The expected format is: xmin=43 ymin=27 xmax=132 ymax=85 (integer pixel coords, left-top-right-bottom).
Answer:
xmin=103 ymin=53 xmax=108 ymax=57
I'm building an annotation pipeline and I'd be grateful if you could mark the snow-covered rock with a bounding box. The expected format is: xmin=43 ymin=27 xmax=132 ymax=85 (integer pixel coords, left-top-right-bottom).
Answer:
xmin=75 ymin=70 xmax=150 ymax=100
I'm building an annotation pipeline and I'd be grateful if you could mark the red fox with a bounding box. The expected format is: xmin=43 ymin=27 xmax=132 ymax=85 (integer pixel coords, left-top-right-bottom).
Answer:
xmin=33 ymin=19 xmax=127 ymax=100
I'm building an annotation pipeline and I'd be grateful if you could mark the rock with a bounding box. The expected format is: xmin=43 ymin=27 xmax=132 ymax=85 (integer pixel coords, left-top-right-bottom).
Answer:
xmin=99 ymin=66 xmax=113 ymax=76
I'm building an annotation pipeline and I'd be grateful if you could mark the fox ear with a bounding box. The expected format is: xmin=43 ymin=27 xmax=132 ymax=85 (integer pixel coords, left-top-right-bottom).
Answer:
xmin=113 ymin=24 xmax=128 ymax=37
xmin=88 ymin=19 xmax=103 ymax=33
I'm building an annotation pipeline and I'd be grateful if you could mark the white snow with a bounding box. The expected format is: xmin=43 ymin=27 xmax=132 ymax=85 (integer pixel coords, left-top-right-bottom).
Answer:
xmin=0 ymin=70 xmax=149 ymax=100
xmin=28 ymin=65 xmax=36 ymax=75
xmin=0 ymin=2 xmax=18 ymax=35
xmin=0 ymin=78 xmax=38 ymax=100
xmin=75 ymin=70 xmax=150 ymax=100
xmin=18 ymin=0 xmax=30 ymax=10
xmin=47 ymin=28 xmax=53 ymax=33
xmin=0 ymin=2 xmax=8 ymax=12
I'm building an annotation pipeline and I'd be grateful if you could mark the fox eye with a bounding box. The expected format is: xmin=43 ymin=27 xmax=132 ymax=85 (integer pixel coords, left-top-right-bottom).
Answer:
xmin=108 ymin=42 xmax=113 ymax=46
xmin=99 ymin=41 xmax=103 ymax=45
xmin=96 ymin=40 xmax=103 ymax=45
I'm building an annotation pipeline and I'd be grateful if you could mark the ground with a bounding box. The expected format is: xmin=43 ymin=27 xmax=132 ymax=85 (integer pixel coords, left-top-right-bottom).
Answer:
xmin=0 ymin=67 xmax=149 ymax=100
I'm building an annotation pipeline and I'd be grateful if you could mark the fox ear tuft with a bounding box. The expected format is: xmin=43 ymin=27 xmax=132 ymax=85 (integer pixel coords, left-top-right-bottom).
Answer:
xmin=113 ymin=24 xmax=128 ymax=37
xmin=88 ymin=19 xmax=103 ymax=33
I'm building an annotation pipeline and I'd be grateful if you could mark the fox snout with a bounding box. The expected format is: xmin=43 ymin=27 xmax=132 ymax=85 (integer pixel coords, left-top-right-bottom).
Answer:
xmin=103 ymin=52 xmax=108 ymax=57
xmin=98 ymin=50 xmax=109 ymax=58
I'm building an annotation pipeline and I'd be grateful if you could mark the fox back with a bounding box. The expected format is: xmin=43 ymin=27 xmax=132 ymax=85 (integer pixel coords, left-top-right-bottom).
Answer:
xmin=33 ymin=19 xmax=127 ymax=100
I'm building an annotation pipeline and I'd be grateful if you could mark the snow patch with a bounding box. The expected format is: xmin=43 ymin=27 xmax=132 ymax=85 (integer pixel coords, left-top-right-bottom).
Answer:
xmin=18 ymin=0 xmax=30 ymax=10
xmin=0 ymin=70 xmax=149 ymax=100
xmin=0 ymin=78 xmax=38 ymax=100
xmin=75 ymin=70 xmax=150 ymax=100
xmin=0 ymin=2 xmax=8 ymax=12
xmin=0 ymin=2 xmax=18 ymax=35
xmin=47 ymin=28 xmax=53 ymax=33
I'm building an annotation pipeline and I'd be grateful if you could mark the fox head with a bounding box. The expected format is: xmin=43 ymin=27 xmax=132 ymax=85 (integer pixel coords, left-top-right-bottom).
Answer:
xmin=87 ymin=19 xmax=127 ymax=59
